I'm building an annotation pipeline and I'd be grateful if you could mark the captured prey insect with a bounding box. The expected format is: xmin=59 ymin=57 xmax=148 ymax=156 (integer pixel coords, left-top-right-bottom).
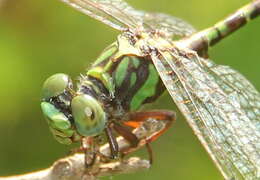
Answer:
xmin=41 ymin=0 xmax=260 ymax=179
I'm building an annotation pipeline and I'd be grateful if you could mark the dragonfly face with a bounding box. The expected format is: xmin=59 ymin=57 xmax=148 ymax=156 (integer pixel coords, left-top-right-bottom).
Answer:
xmin=41 ymin=73 xmax=78 ymax=144
xmin=41 ymin=73 xmax=108 ymax=144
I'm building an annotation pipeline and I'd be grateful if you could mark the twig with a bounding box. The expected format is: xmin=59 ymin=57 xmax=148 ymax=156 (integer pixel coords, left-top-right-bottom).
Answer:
xmin=0 ymin=155 xmax=150 ymax=180
xmin=0 ymin=118 xmax=168 ymax=180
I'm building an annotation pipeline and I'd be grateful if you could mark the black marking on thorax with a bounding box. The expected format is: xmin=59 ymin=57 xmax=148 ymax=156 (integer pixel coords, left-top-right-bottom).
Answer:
xmin=79 ymin=76 xmax=111 ymax=104
xmin=115 ymin=57 xmax=149 ymax=110
xmin=112 ymin=56 xmax=165 ymax=111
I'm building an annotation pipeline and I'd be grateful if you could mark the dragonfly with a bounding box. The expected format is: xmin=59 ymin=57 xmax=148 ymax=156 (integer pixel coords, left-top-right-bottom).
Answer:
xmin=41 ymin=72 xmax=175 ymax=165
xmin=40 ymin=0 xmax=260 ymax=179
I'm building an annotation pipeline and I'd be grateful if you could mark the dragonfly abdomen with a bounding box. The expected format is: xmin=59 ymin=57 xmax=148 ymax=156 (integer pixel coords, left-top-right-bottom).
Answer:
xmin=177 ymin=0 xmax=260 ymax=57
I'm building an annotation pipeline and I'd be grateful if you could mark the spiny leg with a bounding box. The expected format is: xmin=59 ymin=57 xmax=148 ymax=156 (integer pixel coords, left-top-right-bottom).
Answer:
xmin=104 ymin=125 xmax=119 ymax=159
xmin=145 ymin=143 xmax=154 ymax=164
xmin=112 ymin=121 xmax=150 ymax=162
xmin=81 ymin=137 xmax=97 ymax=168
xmin=113 ymin=122 xmax=139 ymax=148
xmin=68 ymin=137 xmax=97 ymax=168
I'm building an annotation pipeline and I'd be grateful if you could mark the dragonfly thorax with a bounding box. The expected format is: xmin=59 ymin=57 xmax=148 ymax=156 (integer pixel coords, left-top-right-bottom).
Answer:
xmin=89 ymin=40 xmax=166 ymax=111
xmin=40 ymin=36 xmax=168 ymax=145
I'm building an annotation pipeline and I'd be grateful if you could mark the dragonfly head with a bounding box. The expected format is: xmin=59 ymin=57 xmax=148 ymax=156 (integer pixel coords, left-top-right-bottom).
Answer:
xmin=41 ymin=73 xmax=107 ymax=144
xmin=41 ymin=73 xmax=80 ymax=145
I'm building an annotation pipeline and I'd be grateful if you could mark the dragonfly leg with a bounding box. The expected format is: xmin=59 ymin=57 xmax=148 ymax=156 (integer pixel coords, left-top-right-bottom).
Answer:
xmin=81 ymin=137 xmax=97 ymax=168
xmin=111 ymin=122 xmax=143 ymax=161
xmin=104 ymin=125 xmax=119 ymax=159
xmin=97 ymin=122 xmax=144 ymax=163
xmin=123 ymin=110 xmax=176 ymax=163
xmin=145 ymin=142 xmax=154 ymax=164
xmin=113 ymin=122 xmax=139 ymax=148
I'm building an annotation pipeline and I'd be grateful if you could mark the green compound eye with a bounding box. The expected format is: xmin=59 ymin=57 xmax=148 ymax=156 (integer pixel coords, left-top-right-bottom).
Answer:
xmin=41 ymin=102 xmax=74 ymax=145
xmin=42 ymin=73 xmax=72 ymax=100
xmin=41 ymin=102 xmax=71 ymax=130
xmin=41 ymin=102 xmax=75 ymax=145
xmin=71 ymin=94 xmax=106 ymax=137
xmin=41 ymin=73 xmax=79 ymax=145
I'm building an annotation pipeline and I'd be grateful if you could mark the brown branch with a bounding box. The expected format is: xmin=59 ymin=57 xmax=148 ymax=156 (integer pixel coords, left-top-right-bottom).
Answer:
xmin=0 ymin=154 xmax=149 ymax=180
xmin=0 ymin=118 xmax=168 ymax=180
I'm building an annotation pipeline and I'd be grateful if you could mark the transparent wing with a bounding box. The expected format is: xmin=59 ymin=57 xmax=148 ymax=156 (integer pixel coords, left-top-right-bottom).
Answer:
xmin=60 ymin=0 xmax=141 ymax=31
xmin=60 ymin=0 xmax=195 ymax=38
xmin=150 ymin=48 xmax=260 ymax=180
xmin=138 ymin=12 xmax=196 ymax=38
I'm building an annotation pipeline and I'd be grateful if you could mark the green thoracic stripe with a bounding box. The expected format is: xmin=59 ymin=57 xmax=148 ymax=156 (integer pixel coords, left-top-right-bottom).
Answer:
xmin=93 ymin=43 xmax=118 ymax=66
xmin=113 ymin=55 xmax=162 ymax=111
xmin=130 ymin=64 xmax=159 ymax=110
xmin=130 ymin=72 xmax=137 ymax=87
xmin=132 ymin=57 xmax=140 ymax=68
xmin=87 ymin=66 xmax=115 ymax=97
xmin=115 ymin=57 xmax=130 ymax=87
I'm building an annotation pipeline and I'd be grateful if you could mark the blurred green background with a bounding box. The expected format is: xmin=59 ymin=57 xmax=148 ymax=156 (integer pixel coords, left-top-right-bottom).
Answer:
xmin=0 ymin=0 xmax=259 ymax=179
